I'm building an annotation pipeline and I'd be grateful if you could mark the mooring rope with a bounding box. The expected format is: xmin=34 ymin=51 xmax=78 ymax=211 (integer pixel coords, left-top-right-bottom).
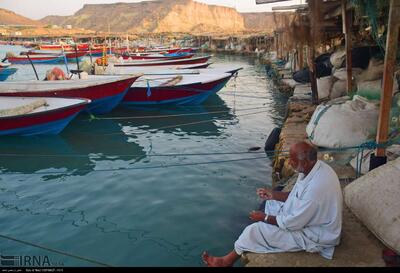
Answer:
xmin=86 ymin=106 xmax=267 ymax=121
xmin=0 ymin=150 xmax=267 ymax=158
xmin=103 ymin=109 xmax=270 ymax=136
xmin=1 ymin=140 xmax=395 ymax=177
xmin=0 ymin=234 xmax=113 ymax=267
xmin=0 ymin=155 xmax=270 ymax=176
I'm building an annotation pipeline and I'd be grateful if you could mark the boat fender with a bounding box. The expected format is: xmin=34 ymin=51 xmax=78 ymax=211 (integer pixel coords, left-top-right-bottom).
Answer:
xmin=264 ymin=127 xmax=281 ymax=155
xmin=45 ymin=67 xmax=67 ymax=81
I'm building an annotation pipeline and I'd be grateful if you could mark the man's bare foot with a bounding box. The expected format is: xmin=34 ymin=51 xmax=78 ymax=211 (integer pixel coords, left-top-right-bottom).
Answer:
xmin=202 ymin=251 xmax=233 ymax=267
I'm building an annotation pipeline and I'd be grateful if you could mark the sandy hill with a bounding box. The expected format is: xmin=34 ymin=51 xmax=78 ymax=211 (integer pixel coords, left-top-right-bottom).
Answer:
xmin=40 ymin=0 xmax=283 ymax=34
xmin=0 ymin=8 xmax=42 ymax=26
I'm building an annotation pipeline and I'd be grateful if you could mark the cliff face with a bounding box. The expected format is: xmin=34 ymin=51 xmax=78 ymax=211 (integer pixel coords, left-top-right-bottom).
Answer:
xmin=39 ymin=1 xmax=293 ymax=34
xmin=40 ymin=0 xmax=247 ymax=34
xmin=0 ymin=8 xmax=42 ymax=26
xmin=40 ymin=15 xmax=68 ymax=26
xmin=151 ymin=1 xmax=245 ymax=34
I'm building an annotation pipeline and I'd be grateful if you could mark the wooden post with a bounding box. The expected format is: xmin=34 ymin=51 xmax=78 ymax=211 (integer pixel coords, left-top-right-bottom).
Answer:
xmin=342 ymin=0 xmax=353 ymax=93
xmin=375 ymin=0 xmax=400 ymax=157
xmin=299 ymin=42 xmax=304 ymax=69
xmin=309 ymin=0 xmax=319 ymax=105
xmin=308 ymin=45 xmax=318 ymax=104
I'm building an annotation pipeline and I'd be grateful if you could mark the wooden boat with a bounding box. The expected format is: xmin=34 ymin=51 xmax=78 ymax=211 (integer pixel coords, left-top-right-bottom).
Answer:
xmin=122 ymin=73 xmax=233 ymax=106
xmin=39 ymin=44 xmax=89 ymax=51
xmin=22 ymin=50 xmax=88 ymax=62
xmin=122 ymin=52 xmax=194 ymax=61
xmin=0 ymin=62 xmax=11 ymax=68
xmin=0 ymin=97 xmax=89 ymax=136
xmin=0 ymin=62 xmax=17 ymax=81
xmin=7 ymin=54 xmax=65 ymax=65
xmin=0 ymin=75 xmax=142 ymax=114
xmin=0 ymin=67 xmax=18 ymax=81
xmin=112 ymin=55 xmax=211 ymax=67
xmin=145 ymin=47 xmax=196 ymax=54
xmin=102 ymin=65 xmax=241 ymax=77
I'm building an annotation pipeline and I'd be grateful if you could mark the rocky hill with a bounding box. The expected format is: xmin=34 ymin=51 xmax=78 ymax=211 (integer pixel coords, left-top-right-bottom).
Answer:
xmin=40 ymin=0 xmax=281 ymax=34
xmin=0 ymin=8 xmax=42 ymax=26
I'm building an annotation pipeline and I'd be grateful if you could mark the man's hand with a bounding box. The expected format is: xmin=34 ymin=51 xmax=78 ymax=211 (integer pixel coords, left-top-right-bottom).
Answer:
xmin=257 ymin=188 xmax=273 ymax=200
xmin=249 ymin=210 xmax=266 ymax=222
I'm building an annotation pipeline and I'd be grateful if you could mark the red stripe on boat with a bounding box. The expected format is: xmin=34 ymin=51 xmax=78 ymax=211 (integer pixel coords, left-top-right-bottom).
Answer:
xmin=0 ymin=104 xmax=85 ymax=131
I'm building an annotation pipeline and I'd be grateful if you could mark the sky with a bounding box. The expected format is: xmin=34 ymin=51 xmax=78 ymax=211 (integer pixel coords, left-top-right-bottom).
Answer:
xmin=0 ymin=0 xmax=302 ymax=20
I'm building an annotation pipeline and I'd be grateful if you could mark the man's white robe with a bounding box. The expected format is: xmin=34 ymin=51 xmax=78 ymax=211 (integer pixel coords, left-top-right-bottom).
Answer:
xmin=234 ymin=160 xmax=343 ymax=259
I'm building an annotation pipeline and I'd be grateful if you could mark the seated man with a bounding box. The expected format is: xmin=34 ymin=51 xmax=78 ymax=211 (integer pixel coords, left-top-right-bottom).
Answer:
xmin=202 ymin=141 xmax=343 ymax=267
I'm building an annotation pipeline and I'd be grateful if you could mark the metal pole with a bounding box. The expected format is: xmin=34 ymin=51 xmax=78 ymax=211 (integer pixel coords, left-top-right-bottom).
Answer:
xmin=74 ymin=45 xmax=81 ymax=79
xmin=61 ymin=45 xmax=69 ymax=75
xmin=25 ymin=53 xmax=39 ymax=80
xmin=88 ymin=42 xmax=93 ymax=64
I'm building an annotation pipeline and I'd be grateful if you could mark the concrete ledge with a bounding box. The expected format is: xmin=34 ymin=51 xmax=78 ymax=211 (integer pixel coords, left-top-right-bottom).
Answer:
xmin=242 ymin=204 xmax=386 ymax=267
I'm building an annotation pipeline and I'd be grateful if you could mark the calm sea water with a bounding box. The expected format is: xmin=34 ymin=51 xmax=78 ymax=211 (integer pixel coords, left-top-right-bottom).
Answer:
xmin=0 ymin=45 xmax=287 ymax=267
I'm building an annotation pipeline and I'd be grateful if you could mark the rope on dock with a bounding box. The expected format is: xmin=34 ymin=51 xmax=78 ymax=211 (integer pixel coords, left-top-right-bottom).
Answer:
xmin=0 ymin=234 xmax=113 ymax=267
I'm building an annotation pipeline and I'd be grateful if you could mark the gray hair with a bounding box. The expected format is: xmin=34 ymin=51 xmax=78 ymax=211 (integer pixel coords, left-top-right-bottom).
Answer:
xmin=293 ymin=142 xmax=318 ymax=162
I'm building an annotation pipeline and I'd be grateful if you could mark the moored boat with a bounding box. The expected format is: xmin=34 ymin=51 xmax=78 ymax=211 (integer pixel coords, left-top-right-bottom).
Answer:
xmin=39 ymin=44 xmax=89 ymax=51
xmin=112 ymin=55 xmax=211 ymax=67
xmin=6 ymin=54 xmax=65 ymax=65
xmin=121 ymin=52 xmax=194 ymax=61
xmin=0 ymin=61 xmax=17 ymax=81
xmin=99 ymin=64 xmax=241 ymax=77
xmin=122 ymin=73 xmax=233 ymax=106
xmin=0 ymin=97 xmax=89 ymax=136
xmin=22 ymin=50 xmax=88 ymax=62
xmin=0 ymin=67 xmax=18 ymax=81
xmin=0 ymin=75 xmax=142 ymax=114
xmin=145 ymin=47 xmax=196 ymax=54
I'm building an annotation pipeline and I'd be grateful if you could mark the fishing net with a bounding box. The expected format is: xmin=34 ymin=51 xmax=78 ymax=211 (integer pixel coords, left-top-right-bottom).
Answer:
xmin=350 ymin=0 xmax=389 ymax=52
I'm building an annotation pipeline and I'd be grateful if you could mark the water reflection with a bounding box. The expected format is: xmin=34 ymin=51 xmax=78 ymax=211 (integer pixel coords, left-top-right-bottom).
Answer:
xmin=113 ymin=95 xmax=236 ymax=137
xmin=266 ymin=81 xmax=289 ymax=127
xmin=0 ymin=118 xmax=146 ymax=175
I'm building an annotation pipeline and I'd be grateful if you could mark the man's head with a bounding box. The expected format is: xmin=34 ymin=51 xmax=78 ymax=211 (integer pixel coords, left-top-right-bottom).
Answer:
xmin=289 ymin=141 xmax=318 ymax=175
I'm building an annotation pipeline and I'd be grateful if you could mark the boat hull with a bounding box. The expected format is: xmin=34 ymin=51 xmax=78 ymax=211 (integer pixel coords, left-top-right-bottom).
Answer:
xmin=0 ymin=77 xmax=140 ymax=114
xmin=0 ymin=102 xmax=86 ymax=136
xmin=124 ymin=53 xmax=194 ymax=61
xmin=122 ymin=75 xmax=231 ymax=106
xmin=24 ymin=51 xmax=87 ymax=59
xmin=114 ymin=56 xmax=211 ymax=67
xmin=8 ymin=56 xmax=65 ymax=64
xmin=0 ymin=68 xmax=18 ymax=81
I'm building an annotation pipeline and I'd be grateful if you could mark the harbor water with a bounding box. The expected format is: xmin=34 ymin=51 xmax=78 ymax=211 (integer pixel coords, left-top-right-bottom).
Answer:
xmin=0 ymin=45 xmax=288 ymax=266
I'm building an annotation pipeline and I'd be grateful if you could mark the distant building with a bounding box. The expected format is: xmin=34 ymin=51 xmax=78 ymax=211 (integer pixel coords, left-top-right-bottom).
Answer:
xmin=14 ymin=31 xmax=22 ymax=36
xmin=51 ymin=25 xmax=60 ymax=29
xmin=66 ymin=25 xmax=72 ymax=29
